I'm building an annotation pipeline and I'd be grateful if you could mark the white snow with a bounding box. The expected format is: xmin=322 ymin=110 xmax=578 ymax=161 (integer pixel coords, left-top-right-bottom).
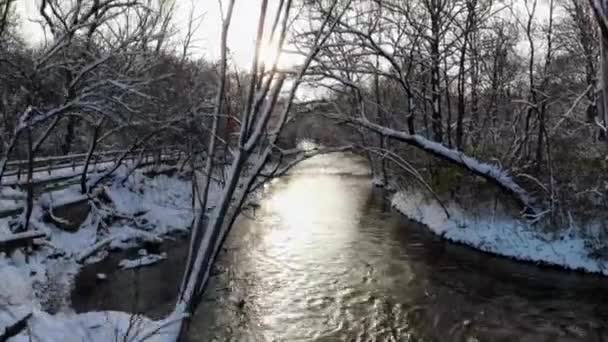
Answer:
xmin=391 ymin=190 xmax=608 ymax=275
xmin=2 ymin=160 xmax=117 ymax=187
xmin=104 ymin=171 xmax=193 ymax=236
xmin=296 ymin=139 xmax=319 ymax=151
xmin=119 ymin=253 xmax=167 ymax=270
xmin=0 ymin=166 xmax=204 ymax=341
xmin=38 ymin=186 xmax=88 ymax=209
xmin=355 ymin=118 xmax=535 ymax=211
xmin=0 ymin=188 xmax=25 ymax=216
xmin=1 ymin=153 xmax=179 ymax=187
xmin=107 ymin=226 xmax=164 ymax=250
xmin=8 ymin=309 xmax=184 ymax=342
xmin=0 ymin=263 xmax=34 ymax=335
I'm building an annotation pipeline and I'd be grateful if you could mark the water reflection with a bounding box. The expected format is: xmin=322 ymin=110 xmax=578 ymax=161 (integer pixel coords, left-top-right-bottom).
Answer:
xmin=265 ymin=175 xmax=368 ymax=260
xmin=192 ymin=154 xmax=608 ymax=342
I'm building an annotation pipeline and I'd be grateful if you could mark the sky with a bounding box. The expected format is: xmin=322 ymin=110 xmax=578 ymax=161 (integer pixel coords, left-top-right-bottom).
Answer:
xmin=15 ymin=0 xmax=552 ymax=69
xmin=16 ymin=0 xmax=282 ymax=69
xmin=175 ymin=0 xmax=263 ymax=67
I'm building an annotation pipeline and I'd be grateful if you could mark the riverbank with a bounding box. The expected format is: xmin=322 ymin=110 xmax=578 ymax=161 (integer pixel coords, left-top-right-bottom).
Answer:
xmin=74 ymin=155 xmax=608 ymax=341
xmin=0 ymin=166 xmax=202 ymax=341
xmin=390 ymin=189 xmax=608 ymax=276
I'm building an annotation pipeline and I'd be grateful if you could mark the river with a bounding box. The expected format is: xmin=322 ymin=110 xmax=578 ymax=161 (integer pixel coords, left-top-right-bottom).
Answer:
xmin=73 ymin=153 xmax=608 ymax=341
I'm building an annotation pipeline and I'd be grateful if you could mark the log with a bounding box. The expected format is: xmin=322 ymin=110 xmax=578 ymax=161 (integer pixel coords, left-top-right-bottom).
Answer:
xmin=0 ymin=231 xmax=47 ymax=253
xmin=0 ymin=312 xmax=31 ymax=341
xmin=76 ymin=236 xmax=116 ymax=263
xmin=352 ymin=117 xmax=537 ymax=214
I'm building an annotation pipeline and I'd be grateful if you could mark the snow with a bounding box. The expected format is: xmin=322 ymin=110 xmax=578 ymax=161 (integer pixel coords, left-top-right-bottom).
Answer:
xmin=0 ymin=251 xmax=80 ymax=337
xmin=391 ymin=190 xmax=608 ymax=275
xmin=355 ymin=118 xmax=535 ymax=211
xmin=1 ymin=160 xmax=118 ymax=187
xmin=38 ymin=186 xmax=88 ymax=209
xmin=0 ymin=187 xmax=25 ymax=201
xmin=105 ymin=172 xmax=193 ymax=236
xmin=107 ymin=226 xmax=164 ymax=250
xmin=0 ymin=263 xmax=34 ymax=335
xmin=8 ymin=309 xmax=184 ymax=342
xmin=119 ymin=253 xmax=167 ymax=270
xmin=296 ymin=139 xmax=318 ymax=151
xmin=1 ymin=153 xmax=178 ymax=188
xmin=0 ymin=188 xmax=25 ymax=217
xmin=0 ymin=166 xmax=204 ymax=341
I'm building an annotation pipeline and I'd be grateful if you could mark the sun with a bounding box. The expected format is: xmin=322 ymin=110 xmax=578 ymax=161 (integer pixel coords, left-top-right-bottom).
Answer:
xmin=259 ymin=40 xmax=282 ymax=68
xmin=258 ymin=39 xmax=297 ymax=70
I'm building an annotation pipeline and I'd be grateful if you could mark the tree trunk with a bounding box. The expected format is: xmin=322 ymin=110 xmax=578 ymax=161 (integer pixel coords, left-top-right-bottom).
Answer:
xmin=22 ymin=128 xmax=34 ymax=233
xmin=61 ymin=116 xmax=77 ymax=155
xmin=80 ymin=122 xmax=101 ymax=194
xmin=456 ymin=41 xmax=467 ymax=150
xmin=430 ymin=0 xmax=443 ymax=143
xmin=353 ymin=117 xmax=537 ymax=213
xmin=601 ymin=35 xmax=608 ymax=134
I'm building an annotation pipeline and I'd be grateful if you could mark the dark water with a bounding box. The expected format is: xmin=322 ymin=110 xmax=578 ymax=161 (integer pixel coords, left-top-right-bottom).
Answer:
xmin=73 ymin=155 xmax=608 ymax=342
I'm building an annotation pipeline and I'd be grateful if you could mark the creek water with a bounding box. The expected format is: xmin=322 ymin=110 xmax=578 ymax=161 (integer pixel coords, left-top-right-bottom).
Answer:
xmin=72 ymin=154 xmax=608 ymax=341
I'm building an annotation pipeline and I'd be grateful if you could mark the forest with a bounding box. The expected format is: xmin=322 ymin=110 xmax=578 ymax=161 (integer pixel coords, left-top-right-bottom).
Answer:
xmin=2 ymin=0 xmax=608 ymax=341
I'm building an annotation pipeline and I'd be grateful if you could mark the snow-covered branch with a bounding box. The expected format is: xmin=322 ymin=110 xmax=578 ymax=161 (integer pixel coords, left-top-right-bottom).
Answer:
xmin=350 ymin=117 xmax=537 ymax=213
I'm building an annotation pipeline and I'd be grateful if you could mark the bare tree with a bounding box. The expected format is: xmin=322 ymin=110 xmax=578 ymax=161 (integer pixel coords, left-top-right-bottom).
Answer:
xmin=173 ymin=0 xmax=347 ymax=338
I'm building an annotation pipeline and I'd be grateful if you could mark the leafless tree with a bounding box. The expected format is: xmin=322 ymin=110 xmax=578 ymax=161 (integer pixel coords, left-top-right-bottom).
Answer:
xmin=173 ymin=0 xmax=348 ymax=338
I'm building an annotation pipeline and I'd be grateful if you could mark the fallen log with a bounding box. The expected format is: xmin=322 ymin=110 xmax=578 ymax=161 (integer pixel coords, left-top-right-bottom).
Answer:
xmin=76 ymin=236 xmax=116 ymax=263
xmin=0 ymin=312 xmax=32 ymax=341
xmin=0 ymin=231 xmax=47 ymax=253
xmin=351 ymin=117 xmax=537 ymax=214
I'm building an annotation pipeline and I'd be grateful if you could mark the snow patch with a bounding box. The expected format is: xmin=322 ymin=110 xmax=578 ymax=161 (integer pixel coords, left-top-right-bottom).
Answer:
xmin=1 ymin=167 xmax=200 ymax=339
xmin=296 ymin=139 xmax=319 ymax=151
xmin=38 ymin=185 xmax=87 ymax=209
xmin=119 ymin=253 xmax=167 ymax=270
xmin=9 ymin=309 xmax=184 ymax=342
xmin=105 ymin=172 xmax=193 ymax=236
xmin=391 ymin=190 xmax=608 ymax=275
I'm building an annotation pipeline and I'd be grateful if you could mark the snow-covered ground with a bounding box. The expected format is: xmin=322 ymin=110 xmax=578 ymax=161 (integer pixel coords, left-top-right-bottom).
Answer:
xmin=0 ymin=165 xmax=204 ymax=341
xmin=119 ymin=252 xmax=167 ymax=270
xmin=1 ymin=153 xmax=179 ymax=187
xmin=391 ymin=190 xmax=608 ymax=275
xmin=8 ymin=309 xmax=184 ymax=342
xmin=2 ymin=160 xmax=123 ymax=187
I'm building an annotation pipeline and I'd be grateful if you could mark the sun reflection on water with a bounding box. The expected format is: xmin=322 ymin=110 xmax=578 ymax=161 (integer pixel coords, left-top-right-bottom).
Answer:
xmin=263 ymin=172 xmax=371 ymax=261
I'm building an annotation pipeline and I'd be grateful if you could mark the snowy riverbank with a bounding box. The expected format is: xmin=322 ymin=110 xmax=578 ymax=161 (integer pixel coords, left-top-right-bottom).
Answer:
xmin=391 ymin=190 xmax=608 ymax=275
xmin=0 ymin=166 xmax=202 ymax=341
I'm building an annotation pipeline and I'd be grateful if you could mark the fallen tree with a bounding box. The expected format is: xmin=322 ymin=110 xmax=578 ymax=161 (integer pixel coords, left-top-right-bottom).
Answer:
xmin=349 ymin=117 xmax=538 ymax=214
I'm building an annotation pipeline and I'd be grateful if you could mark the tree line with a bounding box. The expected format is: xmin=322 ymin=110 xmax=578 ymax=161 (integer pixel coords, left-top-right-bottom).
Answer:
xmin=294 ymin=0 xmax=608 ymax=222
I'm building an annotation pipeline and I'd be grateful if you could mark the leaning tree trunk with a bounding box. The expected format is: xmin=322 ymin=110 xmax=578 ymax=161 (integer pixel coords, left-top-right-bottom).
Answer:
xmin=80 ymin=121 xmax=102 ymax=194
xmin=61 ymin=116 xmax=77 ymax=155
xmin=352 ymin=117 xmax=537 ymax=214
xmin=589 ymin=0 xmax=608 ymax=134
xmin=600 ymin=36 xmax=608 ymax=134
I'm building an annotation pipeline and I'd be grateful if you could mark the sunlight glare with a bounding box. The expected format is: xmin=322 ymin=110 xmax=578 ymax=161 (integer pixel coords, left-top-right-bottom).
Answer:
xmin=259 ymin=39 xmax=294 ymax=70
xmin=265 ymin=174 xmax=368 ymax=253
